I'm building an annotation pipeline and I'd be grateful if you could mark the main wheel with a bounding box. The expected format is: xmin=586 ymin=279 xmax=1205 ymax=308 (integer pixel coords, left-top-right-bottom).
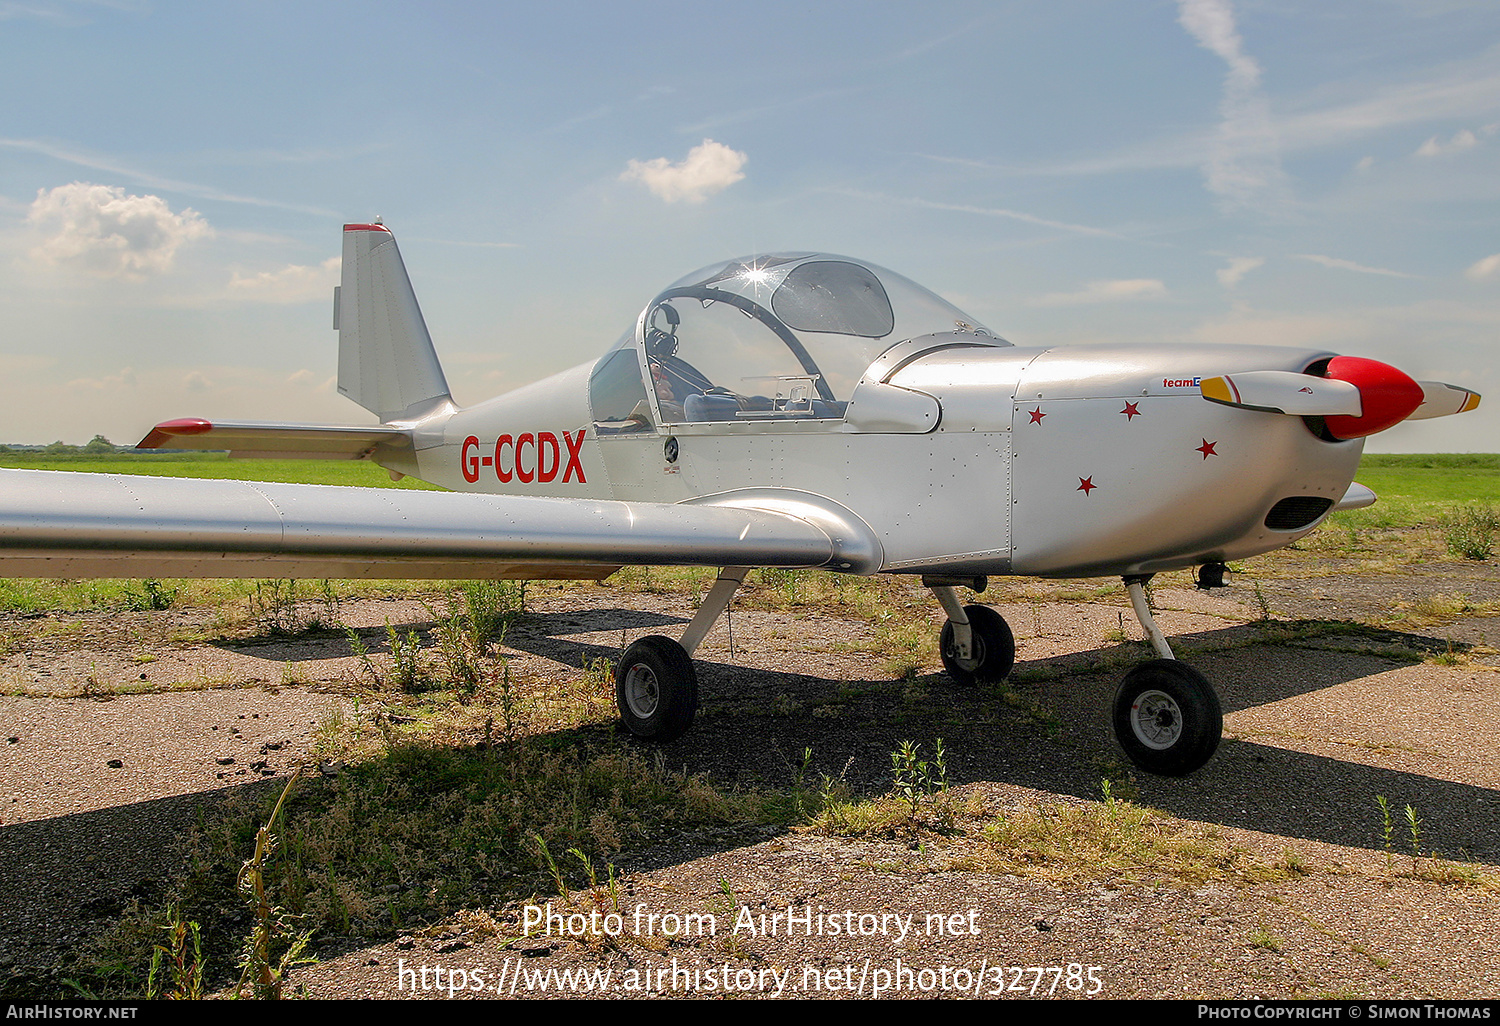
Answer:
xmin=940 ymin=605 xmax=1016 ymax=685
xmin=615 ymin=635 xmax=698 ymax=741
xmin=1112 ymin=659 xmax=1222 ymax=776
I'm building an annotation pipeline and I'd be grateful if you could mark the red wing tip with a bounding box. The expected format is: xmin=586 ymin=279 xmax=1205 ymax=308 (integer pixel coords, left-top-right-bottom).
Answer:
xmin=343 ymin=223 xmax=392 ymax=233
xmin=138 ymin=418 xmax=212 ymax=449
xmin=155 ymin=417 xmax=214 ymax=435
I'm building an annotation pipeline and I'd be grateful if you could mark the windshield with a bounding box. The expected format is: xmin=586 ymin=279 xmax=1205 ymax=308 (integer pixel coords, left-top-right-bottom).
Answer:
xmin=592 ymin=252 xmax=1005 ymax=429
xmin=649 ymin=253 xmax=1001 ymax=404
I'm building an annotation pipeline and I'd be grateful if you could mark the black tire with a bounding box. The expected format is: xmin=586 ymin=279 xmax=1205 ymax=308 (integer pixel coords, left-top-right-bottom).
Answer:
xmin=940 ymin=605 xmax=1016 ymax=685
xmin=1112 ymin=659 xmax=1223 ymax=776
xmin=614 ymin=635 xmax=698 ymax=741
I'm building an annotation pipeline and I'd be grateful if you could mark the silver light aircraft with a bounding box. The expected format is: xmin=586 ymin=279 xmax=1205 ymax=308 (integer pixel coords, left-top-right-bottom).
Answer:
xmin=0 ymin=223 xmax=1482 ymax=774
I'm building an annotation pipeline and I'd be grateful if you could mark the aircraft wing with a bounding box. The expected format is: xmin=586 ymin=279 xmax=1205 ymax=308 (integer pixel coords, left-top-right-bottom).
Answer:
xmin=0 ymin=469 xmax=877 ymax=580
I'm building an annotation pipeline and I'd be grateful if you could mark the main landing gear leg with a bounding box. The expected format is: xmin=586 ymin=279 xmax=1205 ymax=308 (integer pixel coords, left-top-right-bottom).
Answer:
xmin=614 ymin=566 xmax=749 ymax=741
xmin=1113 ymin=574 xmax=1223 ymax=776
xmin=1124 ymin=575 xmax=1174 ymax=660
xmin=927 ymin=576 xmax=1015 ymax=686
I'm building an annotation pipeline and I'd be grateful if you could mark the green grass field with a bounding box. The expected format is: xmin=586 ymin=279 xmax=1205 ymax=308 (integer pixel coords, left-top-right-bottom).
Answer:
xmin=1355 ymin=453 xmax=1500 ymax=504
xmin=0 ymin=451 xmax=443 ymax=489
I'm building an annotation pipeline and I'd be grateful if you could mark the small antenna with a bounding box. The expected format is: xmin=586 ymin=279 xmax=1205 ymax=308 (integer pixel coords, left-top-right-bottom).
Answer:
xmin=373 ymin=215 xmax=383 ymax=225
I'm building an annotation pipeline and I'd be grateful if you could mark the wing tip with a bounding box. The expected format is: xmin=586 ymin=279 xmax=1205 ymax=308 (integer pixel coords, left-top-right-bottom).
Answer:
xmin=138 ymin=417 xmax=213 ymax=449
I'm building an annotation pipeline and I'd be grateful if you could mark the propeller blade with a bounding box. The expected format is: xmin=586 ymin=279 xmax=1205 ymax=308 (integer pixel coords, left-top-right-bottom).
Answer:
xmin=1200 ymin=371 xmax=1362 ymax=417
xmin=1202 ymin=357 xmax=1440 ymax=440
xmin=1406 ymin=381 xmax=1482 ymax=421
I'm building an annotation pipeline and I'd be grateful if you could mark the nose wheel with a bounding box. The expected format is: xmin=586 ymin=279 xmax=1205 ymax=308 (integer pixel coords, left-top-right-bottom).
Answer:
xmin=1112 ymin=659 xmax=1222 ymax=776
xmin=939 ymin=604 xmax=1016 ymax=685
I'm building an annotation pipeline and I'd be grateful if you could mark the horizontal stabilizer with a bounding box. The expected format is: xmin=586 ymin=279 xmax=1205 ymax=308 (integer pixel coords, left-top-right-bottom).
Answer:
xmin=1407 ymin=381 xmax=1482 ymax=421
xmin=138 ymin=418 xmax=413 ymax=460
xmin=0 ymin=469 xmax=872 ymax=580
xmin=1200 ymin=372 xmax=1362 ymax=417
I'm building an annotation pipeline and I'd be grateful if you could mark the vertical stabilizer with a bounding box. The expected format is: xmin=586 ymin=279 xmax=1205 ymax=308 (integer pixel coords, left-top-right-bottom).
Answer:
xmin=337 ymin=223 xmax=454 ymax=422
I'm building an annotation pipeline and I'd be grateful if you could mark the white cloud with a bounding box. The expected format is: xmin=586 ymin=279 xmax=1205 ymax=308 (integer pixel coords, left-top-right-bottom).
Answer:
xmin=1030 ymin=279 xmax=1168 ymax=306
xmin=621 ymin=139 xmax=747 ymax=203
xmin=26 ymin=182 xmax=211 ymax=279
xmin=1415 ymin=128 xmax=1479 ymax=157
xmin=286 ymin=369 xmax=337 ymax=393
xmin=1466 ymin=253 xmax=1500 ymax=281
xmin=67 ymin=366 xmax=136 ymax=391
xmin=228 ymin=256 xmax=340 ymax=304
xmin=1175 ymin=0 xmax=1287 ymax=212
xmin=1295 ymin=254 xmax=1419 ymax=279
xmin=1216 ymin=256 xmax=1263 ymax=287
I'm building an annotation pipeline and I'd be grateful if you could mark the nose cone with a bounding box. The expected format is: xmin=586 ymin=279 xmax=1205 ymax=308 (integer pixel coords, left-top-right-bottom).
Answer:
xmin=1321 ymin=356 xmax=1424 ymax=440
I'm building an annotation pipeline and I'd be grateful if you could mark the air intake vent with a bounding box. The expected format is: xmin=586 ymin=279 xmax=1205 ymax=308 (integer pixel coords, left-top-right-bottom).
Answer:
xmin=1265 ymin=496 xmax=1334 ymax=531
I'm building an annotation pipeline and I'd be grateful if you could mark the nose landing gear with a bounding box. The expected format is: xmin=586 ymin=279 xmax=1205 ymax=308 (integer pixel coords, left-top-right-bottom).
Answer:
xmin=1111 ymin=575 xmax=1222 ymax=775
xmin=1112 ymin=658 xmax=1222 ymax=776
xmin=928 ymin=580 xmax=1016 ymax=685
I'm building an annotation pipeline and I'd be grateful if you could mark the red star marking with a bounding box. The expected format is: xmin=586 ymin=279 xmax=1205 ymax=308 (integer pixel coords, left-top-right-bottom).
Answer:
xmin=1077 ymin=476 xmax=1096 ymax=495
xmin=1197 ymin=438 xmax=1218 ymax=459
xmin=1028 ymin=408 xmax=1046 ymax=425
xmin=1120 ymin=401 xmax=1141 ymax=420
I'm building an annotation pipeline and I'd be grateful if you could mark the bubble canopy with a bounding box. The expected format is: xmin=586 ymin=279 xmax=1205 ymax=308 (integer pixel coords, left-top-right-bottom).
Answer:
xmin=588 ymin=254 xmax=1006 ymax=431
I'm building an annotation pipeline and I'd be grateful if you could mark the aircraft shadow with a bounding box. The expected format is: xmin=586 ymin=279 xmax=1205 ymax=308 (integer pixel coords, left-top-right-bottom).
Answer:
xmin=500 ymin=611 xmax=1500 ymax=868
xmin=209 ymin=606 xmax=689 ymax=663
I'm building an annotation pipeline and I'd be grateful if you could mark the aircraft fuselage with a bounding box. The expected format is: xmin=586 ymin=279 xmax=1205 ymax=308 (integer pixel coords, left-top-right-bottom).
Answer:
xmin=394 ymin=340 xmax=1362 ymax=579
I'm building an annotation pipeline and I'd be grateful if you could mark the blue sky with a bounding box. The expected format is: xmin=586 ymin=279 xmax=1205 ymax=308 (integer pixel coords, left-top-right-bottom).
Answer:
xmin=1 ymin=0 xmax=1496 ymax=451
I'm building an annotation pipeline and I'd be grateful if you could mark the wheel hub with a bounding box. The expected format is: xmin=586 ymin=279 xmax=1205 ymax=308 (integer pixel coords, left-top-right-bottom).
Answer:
xmin=945 ymin=633 xmax=983 ymax=672
xmin=1129 ymin=688 xmax=1182 ymax=750
xmin=623 ymin=663 xmax=660 ymax=718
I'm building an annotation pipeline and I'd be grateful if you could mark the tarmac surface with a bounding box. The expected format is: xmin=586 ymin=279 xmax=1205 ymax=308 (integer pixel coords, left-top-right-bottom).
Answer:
xmin=1 ymin=560 xmax=1497 ymax=1000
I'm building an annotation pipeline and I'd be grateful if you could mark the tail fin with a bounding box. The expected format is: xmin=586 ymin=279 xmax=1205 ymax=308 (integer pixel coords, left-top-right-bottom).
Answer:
xmin=334 ymin=223 xmax=454 ymax=422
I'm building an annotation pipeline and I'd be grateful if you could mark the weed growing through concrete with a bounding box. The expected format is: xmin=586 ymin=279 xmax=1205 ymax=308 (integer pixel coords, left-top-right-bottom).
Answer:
xmin=1375 ymin=796 xmax=1394 ymax=874
xmin=1247 ymin=926 xmax=1284 ymax=953
xmin=251 ymin=580 xmax=303 ymax=636
xmin=1406 ymin=804 xmax=1422 ymax=862
xmin=385 ymin=622 xmax=427 ymax=693
xmin=890 ymin=739 xmax=948 ymax=817
xmin=533 ymin=835 xmax=570 ymax=905
xmin=145 ymin=905 xmax=204 ymax=1000
xmin=235 ymin=770 xmax=313 ymax=1000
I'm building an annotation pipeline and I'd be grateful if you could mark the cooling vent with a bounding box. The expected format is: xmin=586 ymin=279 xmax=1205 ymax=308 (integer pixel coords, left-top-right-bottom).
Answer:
xmin=1265 ymin=496 xmax=1334 ymax=531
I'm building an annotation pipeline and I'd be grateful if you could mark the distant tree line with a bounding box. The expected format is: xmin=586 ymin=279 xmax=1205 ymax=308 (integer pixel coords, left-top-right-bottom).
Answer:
xmin=0 ymin=435 xmax=121 ymax=454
